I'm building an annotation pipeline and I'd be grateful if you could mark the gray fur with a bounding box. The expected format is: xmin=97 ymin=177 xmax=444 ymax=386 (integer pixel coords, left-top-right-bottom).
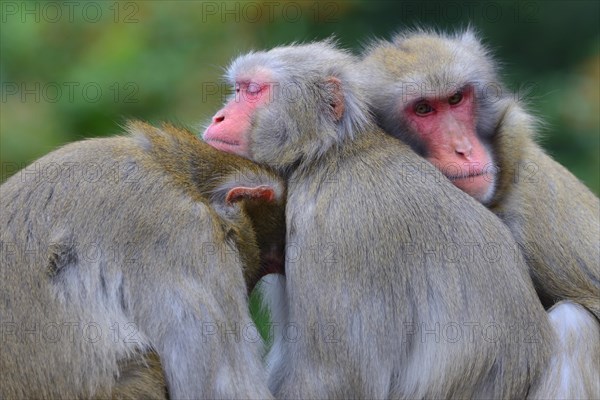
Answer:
xmin=225 ymin=41 xmax=556 ymax=398
xmin=226 ymin=39 xmax=374 ymax=172
xmin=0 ymin=123 xmax=277 ymax=399
xmin=360 ymin=28 xmax=599 ymax=320
xmin=360 ymin=29 xmax=600 ymax=398
xmin=361 ymin=27 xmax=505 ymax=156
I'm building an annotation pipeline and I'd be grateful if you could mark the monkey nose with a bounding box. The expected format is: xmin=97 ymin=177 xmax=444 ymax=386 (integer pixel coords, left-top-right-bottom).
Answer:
xmin=213 ymin=114 xmax=225 ymax=124
xmin=454 ymin=144 xmax=473 ymax=159
xmin=452 ymin=136 xmax=473 ymax=158
xmin=455 ymin=147 xmax=471 ymax=156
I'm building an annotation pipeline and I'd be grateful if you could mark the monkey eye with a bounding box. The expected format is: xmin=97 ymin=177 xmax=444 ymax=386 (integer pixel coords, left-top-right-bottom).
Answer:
xmin=448 ymin=91 xmax=463 ymax=105
xmin=246 ymin=82 xmax=262 ymax=95
xmin=414 ymin=102 xmax=433 ymax=116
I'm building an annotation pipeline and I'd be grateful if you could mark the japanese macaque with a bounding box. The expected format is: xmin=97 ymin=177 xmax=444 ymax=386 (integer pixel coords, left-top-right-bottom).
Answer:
xmin=202 ymin=40 xmax=592 ymax=398
xmin=0 ymin=121 xmax=284 ymax=399
xmin=360 ymin=30 xmax=600 ymax=320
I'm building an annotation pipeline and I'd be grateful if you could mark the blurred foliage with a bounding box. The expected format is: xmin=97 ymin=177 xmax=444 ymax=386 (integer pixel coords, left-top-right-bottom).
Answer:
xmin=1 ymin=0 xmax=598 ymax=193
xmin=1 ymin=1 xmax=599 ymax=334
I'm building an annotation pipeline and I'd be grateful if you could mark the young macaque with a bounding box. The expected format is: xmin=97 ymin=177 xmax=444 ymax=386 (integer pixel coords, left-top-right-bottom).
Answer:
xmin=0 ymin=121 xmax=284 ymax=399
xmin=360 ymin=29 xmax=600 ymax=319
xmin=202 ymin=40 xmax=593 ymax=398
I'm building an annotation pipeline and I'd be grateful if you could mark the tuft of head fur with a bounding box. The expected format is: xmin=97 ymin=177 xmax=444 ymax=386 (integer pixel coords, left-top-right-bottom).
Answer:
xmin=362 ymin=27 xmax=499 ymax=99
xmin=225 ymin=39 xmax=374 ymax=171
xmin=360 ymin=28 xmax=507 ymax=145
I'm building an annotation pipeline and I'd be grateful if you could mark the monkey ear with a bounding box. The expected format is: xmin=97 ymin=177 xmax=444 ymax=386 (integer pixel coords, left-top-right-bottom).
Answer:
xmin=325 ymin=76 xmax=345 ymax=121
xmin=226 ymin=185 xmax=276 ymax=205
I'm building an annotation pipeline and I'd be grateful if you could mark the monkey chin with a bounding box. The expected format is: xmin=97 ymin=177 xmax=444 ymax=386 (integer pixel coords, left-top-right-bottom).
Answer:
xmin=450 ymin=172 xmax=496 ymax=205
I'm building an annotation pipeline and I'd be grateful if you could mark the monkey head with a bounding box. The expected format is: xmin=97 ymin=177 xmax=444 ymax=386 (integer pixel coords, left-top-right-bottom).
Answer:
xmin=203 ymin=40 xmax=373 ymax=171
xmin=362 ymin=29 xmax=509 ymax=204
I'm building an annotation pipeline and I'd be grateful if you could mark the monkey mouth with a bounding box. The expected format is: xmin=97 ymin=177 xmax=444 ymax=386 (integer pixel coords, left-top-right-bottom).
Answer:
xmin=204 ymin=137 xmax=242 ymax=153
xmin=445 ymin=170 xmax=497 ymax=204
xmin=204 ymin=138 xmax=240 ymax=147
xmin=446 ymin=171 xmax=487 ymax=181
xmin=446 ymin=170 xmax=497 ymax=187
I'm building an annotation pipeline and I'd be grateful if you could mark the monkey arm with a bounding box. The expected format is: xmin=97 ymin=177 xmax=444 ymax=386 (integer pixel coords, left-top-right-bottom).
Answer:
xmin=492 ymin=104 xmax=600 ymax=317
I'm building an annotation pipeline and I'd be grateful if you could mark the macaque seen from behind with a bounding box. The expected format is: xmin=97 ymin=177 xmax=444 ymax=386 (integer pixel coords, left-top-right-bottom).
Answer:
xmin=0 ymin=121 xmax=284 ymax=399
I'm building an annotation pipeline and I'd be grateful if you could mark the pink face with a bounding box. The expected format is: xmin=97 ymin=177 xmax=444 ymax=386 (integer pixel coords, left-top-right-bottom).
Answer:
xmin=203 ymin=70 xmax=274 ymax=158
xmin=404 ymin=86 xmax=496 ymax=203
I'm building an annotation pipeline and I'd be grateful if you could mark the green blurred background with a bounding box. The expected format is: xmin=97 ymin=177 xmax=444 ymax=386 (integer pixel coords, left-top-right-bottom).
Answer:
xmin=1 ymin=1 xmax=599 ymax=336
xmin=1 ymin=1 xmax=598 ymax=191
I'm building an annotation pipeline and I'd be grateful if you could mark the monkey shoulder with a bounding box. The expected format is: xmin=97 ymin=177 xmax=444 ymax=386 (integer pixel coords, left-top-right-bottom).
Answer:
xmin=497 ymin=143 xmax=599 ymax=243
xmin=1 ymin=134 xmax=238 ymax=277
xmin=287 ymin=132 xmax=510 ymax=242
xmin=523 ymin=145 xmax=598 ymax=210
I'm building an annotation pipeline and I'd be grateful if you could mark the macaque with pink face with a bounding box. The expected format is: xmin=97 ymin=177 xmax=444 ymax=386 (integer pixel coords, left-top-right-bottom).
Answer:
xmin=361 ymin=29 xmax=600 ymax=322
xmin=201 ymin=40 xmax=596 ymax=399
xmin=402 ymin=85 xmax=495 ymax=201
xmin=205 ymin=75 xmax=272 ymax=155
